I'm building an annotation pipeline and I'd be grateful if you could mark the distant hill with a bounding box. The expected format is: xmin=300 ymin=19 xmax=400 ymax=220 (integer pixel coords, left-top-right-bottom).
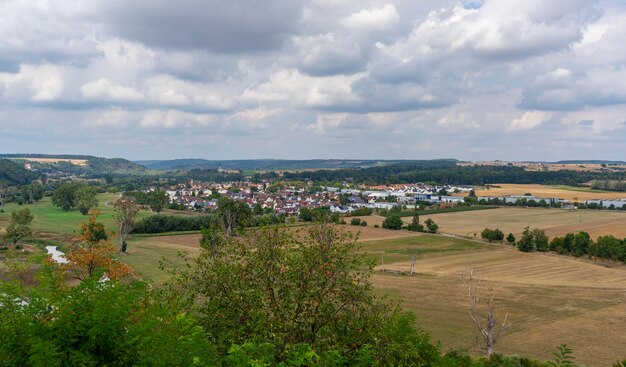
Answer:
xmin=0 ymin=154 xmax=145 ymax=175
xmin=135 ymin=159 xmax=430 ymax=171
xmin=0 ymin=158 xmax=38 ymax=187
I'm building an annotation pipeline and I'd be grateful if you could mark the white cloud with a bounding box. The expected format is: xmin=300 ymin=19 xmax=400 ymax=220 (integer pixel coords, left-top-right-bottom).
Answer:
xmin=140 ymin=109 xmax=215 ymax=128
xmin=509 ymin=111 xmax=554 ymax=130
xmin=81 ymin=78 xmax=143 ymax=101
xmin=241 ymin=69 xmax=362 ymax=108
xmin=0 ymin=64 xmax=64 ymax=101
xmin=341 ymin=4 xmax=400 ymax=30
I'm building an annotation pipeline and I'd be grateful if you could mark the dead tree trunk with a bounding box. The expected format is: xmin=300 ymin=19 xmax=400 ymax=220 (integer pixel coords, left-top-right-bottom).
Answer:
xmin=462 ymin=270 xmax=511 ymax=357
xmin=409 ymin=254 xmax=417 ymax=275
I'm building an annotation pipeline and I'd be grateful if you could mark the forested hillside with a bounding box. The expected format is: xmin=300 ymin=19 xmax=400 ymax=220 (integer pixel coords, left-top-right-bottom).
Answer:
xmin=0 ymin=154 xmax=145 ymax=175
xmin=276 ymin=162 xmax=626 ymax=185
xmin=0 ymin=159 xmax=38 ymax=187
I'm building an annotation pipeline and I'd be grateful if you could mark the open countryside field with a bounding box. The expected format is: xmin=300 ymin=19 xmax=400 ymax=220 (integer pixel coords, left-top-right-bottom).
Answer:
xmin=466 ymin=183 xmax=626 ymax=201
xmin=0 ymin=194 xmax=154 ymax=235
xmin=124 ymin=226 xmax=626 ymax=365
xmin=409 ymin=206 xmax=626 ymax=239
xmin=360 ymin=234 xmax=626 ymax=366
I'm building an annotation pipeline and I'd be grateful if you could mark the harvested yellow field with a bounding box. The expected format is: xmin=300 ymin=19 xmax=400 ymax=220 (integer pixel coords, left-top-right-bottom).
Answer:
xmin=370 ymin=236 xmax=626 ymax=365
xmin=14 ymin=157 xmax=89 ymax=166
xmin=416 ymin=207 xmax=626 ymax=239
xmin=469 ymin=183 xmax=626 ymax=201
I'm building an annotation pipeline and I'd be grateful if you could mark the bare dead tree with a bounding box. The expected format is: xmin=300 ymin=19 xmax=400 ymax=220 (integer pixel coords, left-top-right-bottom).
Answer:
xmin=461 ymin=270 xmax=511 ymax=357
xmin=113 ymin=196 xmax=139 ymax=254
xmin=409 ymin=254 xmax=417 ymax=275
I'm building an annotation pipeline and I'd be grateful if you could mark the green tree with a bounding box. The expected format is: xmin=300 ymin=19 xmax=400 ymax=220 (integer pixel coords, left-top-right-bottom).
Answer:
xmin=517 ymin=227 xmax=534 ymax=252
xmin=407 ymin=214 xmax=424 ymax=232
xmin=572 ymin=232 xmax=591 ymax=257
xmin=533 ymin=228 xmax=549 ymax=252
xmin=21 ymin=182 xmax=44 ymax=204
xmin=217 ymin=196 xmax=251 ymax=237
xmin=299 ymin=207 xmax=313 ymax=222
xmin=171 ymin=223 xmax=435 ymax=363
xmin=481 ymin=228 xmax=503 ymax=243
xmin=506 ymin=233 xmax=515 ymax=245
xmin=424 ymin=218 xmax=438 ymax=233
xmin=147 ymin=189 xmax=169 ymax=213
xmin=383 ymin=214 xmax=403 ymax=230
xmin=3 ymin=208 xmax=34 ymax=244
xmin=52 ymin=182 xmax=77 ymax=211
xmin=75 ymin=186 xmax=98 ymax=215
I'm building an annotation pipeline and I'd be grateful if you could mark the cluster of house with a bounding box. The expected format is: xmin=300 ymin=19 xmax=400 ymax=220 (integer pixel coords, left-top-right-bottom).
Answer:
xmin=159 ymin=181 xmax=473 ymax=215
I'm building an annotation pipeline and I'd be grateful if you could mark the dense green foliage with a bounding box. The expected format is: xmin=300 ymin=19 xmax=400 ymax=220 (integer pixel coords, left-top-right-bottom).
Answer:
xmin=0 ymin=154 xmax=145 ymax=175
xmin=277 ymin=162 xmax=626 ymax=186
xmin=171 ymin=224 xmax=441 ymax=364
xmin=52 ymin=182 xmax=98 ymax=213
xmin=0 ymin=280 xmax=216 ymax=366
xmin=0 ymin=159 xmax=38 ymax=187
xmin=383 ymin=214 xmax=404 ymax=229
xmin=3 ymin=208 xmax=33 ymax=244
xmin=590 ymin=180 xmax=626 ymax=192
xmin=132 ymin=214 xmax=213 ymax=233
xmin=481 ymin=228 xmax=505 ymax=243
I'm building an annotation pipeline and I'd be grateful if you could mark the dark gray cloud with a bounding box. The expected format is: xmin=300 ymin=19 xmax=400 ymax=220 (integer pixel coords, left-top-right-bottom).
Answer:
xmin=97 ymin=0 xmax=304 ymax=54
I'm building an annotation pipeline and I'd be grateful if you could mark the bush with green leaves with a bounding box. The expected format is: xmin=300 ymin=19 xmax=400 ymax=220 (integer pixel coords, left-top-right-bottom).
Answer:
xmin=383 ymin=214 xmax=403 ymax=230
xmin=171 ymin=223 xmax=439 ymax=365
xmin=0 ymin=279 xmax=216 ymax=366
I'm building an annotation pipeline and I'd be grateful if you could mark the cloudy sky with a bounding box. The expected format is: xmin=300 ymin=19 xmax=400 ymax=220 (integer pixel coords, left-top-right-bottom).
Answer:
xmin=1 ymin=0 xmax=625 ymax=161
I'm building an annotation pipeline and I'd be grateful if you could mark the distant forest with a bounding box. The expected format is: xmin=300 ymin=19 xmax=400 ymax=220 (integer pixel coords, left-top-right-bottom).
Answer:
xmin=267 ymin=162 xmax=626 ymax=186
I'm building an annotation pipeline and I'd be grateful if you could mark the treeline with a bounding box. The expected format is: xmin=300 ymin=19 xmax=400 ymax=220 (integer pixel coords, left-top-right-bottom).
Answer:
xmin=275 ymin=163 xmax=625 ymax=186
xmin=132 ymin=214 xmax=213 ymax=233
xmin=490 ymin=226 xmax=626 ymax=263
xmin=133 ymin=212 xmax=287 ymax=234
xmin=590 ymin=180 xmax=626 ymax=192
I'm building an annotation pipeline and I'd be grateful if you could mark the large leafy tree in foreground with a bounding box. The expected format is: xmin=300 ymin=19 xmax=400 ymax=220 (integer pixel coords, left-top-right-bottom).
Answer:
xmin=171 ymin=223 xmax=438 ymax=364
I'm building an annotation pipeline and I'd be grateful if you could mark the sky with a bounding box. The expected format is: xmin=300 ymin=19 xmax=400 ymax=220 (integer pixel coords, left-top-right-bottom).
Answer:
xmin=1 ymin=0 xmax=625 ymax=161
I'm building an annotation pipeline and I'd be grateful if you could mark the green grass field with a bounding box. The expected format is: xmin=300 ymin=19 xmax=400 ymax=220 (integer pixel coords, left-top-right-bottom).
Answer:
xmin=0 ymin=193 xmax=152 ymax=235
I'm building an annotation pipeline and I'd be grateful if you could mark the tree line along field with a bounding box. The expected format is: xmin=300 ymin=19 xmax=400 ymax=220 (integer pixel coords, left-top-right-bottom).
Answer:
xmin=405 ymin=206 xmax=626 ymax=239
xmin=124 ymin=226 xmax=626 ymax=365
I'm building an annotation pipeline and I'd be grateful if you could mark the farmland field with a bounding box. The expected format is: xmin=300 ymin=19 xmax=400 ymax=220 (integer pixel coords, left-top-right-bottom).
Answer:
xmin=407 ymin=206 xmax=626 ymax=239
xmin=10 ymin=157 xmax=88 ymax=166
xmin=122 ymin=225 xmax=626 ymax=365
xmin=467 ymin=183 xmax=626 ymax=201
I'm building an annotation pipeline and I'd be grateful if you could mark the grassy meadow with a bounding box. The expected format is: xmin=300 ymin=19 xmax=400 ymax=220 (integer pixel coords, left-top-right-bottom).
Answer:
xmin=0 ymin=194 xmax=151 ymax=235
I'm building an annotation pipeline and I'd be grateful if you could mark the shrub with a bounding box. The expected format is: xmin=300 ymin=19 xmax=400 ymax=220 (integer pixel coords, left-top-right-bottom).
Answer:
xmin=360 ymin=221 xmax=367 ymax=226
xmin=383 ymin=215 xmax=403 ymax=230
xmin=132 ymin=215 xmax=214 ymax=234
xmin=350 ymin=218 xmax=362 ymax=226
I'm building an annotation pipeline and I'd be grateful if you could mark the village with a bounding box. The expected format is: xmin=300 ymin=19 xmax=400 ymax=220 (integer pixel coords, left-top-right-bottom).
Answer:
xmin=158 ymin=180 xmax=626 ymax=215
